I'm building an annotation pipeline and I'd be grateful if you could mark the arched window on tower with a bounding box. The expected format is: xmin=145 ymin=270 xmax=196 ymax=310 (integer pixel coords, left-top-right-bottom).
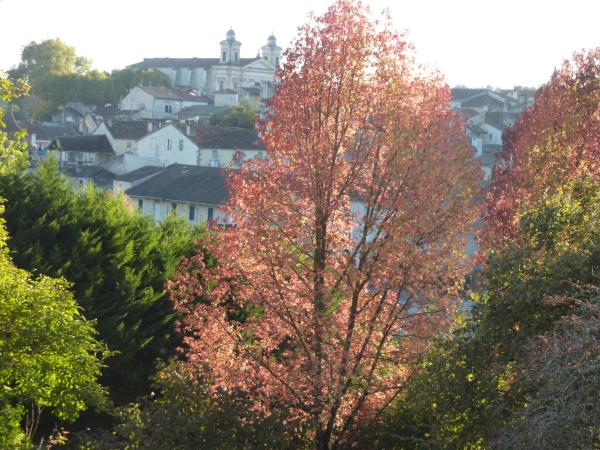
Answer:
xmin=222 ymin=51 xmax=226 ymax=62
xmin=234 ymin=52 xmax=239 ymax=63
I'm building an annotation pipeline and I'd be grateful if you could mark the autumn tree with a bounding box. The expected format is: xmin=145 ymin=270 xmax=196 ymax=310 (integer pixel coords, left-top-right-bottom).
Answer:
xmin=170 ymin=1 xmax=480 ymax=448
xmin=482 ymin=48 xmax=600 ymax=251
xmin=379 ymin=179 xmax=600 ymax=448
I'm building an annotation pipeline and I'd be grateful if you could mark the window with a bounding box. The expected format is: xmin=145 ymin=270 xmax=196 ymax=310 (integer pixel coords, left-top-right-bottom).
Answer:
xmin=179 ymin=139 xmax=184 ymax=151
xmin=208 ymin=207 xmax=214 ymax=221
xmin=189 ymin=205 xmax=195 ymax=221
xmin=164 ymin=104 xmax=173 ymax=114
xmin=219 ymin=81 xmax=224 ymax=90
xmin=127 ymin=141 xmax=133 ymax=149
xmin=166 ymin=139 xmax=172 ymax=151
xmin=275 ymin=57 xmax=279 ymax=66
xmin=234 ymin=52 xmax=238 ymax=62
xmin=138 ymin=199 xmax=143 ymax=210
xmin=222 ymin=51 xmax=226 ymax=62
xmin=210 ymin=149 xmax=219 ymax=167
xmin=137 ymin=103 xmax=145 ymax=110
xmin=171 ymin=203 xmax=177 ymax=213
xmin=257 ymin=151 xmax=264 ymax=159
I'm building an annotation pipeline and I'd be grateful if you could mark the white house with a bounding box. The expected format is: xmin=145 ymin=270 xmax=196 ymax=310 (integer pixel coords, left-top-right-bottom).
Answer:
xmin=125 ymin=164 xmax=231 ymax=226
xmin=100 ymin=153 xmax=163 ymax=176
xmin=135 ymin=124 xmax=199 ymax=166
xmin=129 ymin=30 xmax=281 ymax=100
xmin=93 ymin=120 xmax=152 ymax=154
xmin=194 ymin=125 xmax=265 ymax=168
xmin=479 ymin=123 xmax=503 ymax=146
xmin=119 ymin=86 xmax=209 ymax=120
xmin=93 ymin=121 xmax=199 ymax=166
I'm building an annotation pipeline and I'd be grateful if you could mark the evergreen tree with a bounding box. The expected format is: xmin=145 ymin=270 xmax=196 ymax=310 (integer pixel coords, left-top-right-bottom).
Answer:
xmin=0 ymin=160 xmax=203 ymax=403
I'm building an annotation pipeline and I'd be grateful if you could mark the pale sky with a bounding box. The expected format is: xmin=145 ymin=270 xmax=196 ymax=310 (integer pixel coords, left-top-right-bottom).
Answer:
xmin=1 ymin=0 xmax=599 ymax=88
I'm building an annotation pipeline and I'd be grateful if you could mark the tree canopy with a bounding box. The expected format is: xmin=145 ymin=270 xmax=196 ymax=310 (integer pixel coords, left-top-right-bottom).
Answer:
xmin=8 ymin=38 xmax=170 ymax=119
xmin=0 ymin=160 xmax=203 ymax=404
xmin=0 ymin=77 xmax=107 ymax=449
xmin=170 ymin=1 xmax=480 ymax=448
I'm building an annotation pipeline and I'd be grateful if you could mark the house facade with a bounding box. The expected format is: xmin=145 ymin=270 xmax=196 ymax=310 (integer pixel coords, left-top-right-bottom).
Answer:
xmin=194 ymin=125 xmax=265 ymax=168
xmin=47 ymin=135 xmax=115 ymax=166
xmin=125 ymin=164 xmax=231 ymax=226
xmin=119 ymin=86 xmax=209 ymax=120
xmin=93 ymin=121 xmax=199 ymax=166
xmin=129 ymin=30 xmax=281 ymax=100
xmin=135 ymin=124 xmax=199 ymax=166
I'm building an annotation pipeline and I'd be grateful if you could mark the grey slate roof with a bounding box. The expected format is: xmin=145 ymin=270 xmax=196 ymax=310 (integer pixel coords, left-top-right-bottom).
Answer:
xmin=130 ymin=56 xmax=263 ymax=70
xmin=106 ymin=121 xmax=150 ymax=140
xmin=115 ymin=165 xmax=165 ymax=182
xmin=461 ymin=93 xmax=506 ymax=108
xmin=63 ymin=165 xmax=115 ymax=178
xmin=49 ymin=135 xmax=115 ymax=154
xmin=21 ymin=122 xmax=80 ymax=141
xmin=194 ymin=125 xmax=264 ymax=150
xmin=125 ymin=164 xmax=230 ymax=205
xmin=62 ymin=165 xmax=116 ymax=189
xmin=455 ymin=107 xmax=480 ymax=120
xmin=140 ymin=86 xmax=209 ymax=102
xmin=130 ymin=58 xmax=219 ymax=70
xmin=466 ymin=124 xmax=487 ymax=135
xmin=451 ymin=88 xmax=487 ymax=102
xmin=178 ymin=105 xmax=229 ymax=119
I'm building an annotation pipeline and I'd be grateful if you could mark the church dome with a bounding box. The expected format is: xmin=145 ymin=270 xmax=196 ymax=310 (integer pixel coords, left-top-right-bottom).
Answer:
xmin=267 ymin=34 xmax=277 ymax=46
xmin=226 ymin=29 xmax=236 ymax=42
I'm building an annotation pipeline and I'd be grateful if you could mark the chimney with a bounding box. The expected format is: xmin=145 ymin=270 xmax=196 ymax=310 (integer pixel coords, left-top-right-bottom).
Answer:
xmin=147 ymin=122 xmax=153 ymax=133
xmin=186 ymin=125 xmax=191 ymax=136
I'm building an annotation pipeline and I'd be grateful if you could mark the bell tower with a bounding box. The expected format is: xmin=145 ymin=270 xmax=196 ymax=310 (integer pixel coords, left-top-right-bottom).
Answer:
xmin=261 ymin=34 xmax=282 ymax=67
xmin=220 ymin=28 xmax=241 ymax=64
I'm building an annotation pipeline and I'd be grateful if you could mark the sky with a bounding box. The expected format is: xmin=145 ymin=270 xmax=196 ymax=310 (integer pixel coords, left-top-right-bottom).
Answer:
xmin=1 ymin=0 xmax=599 ymax=88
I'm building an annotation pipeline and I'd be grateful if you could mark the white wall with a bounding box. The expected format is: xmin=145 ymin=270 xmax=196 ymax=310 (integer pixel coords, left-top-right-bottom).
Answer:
xmin=197 ymin=148 xmax=264 ymax=168
xmin=480 ymin=123 xmax=503 ymax=146
xmin=120 ymin=86 xmax=154 ymax=113
xmin=100 ymin=153 xmax=163 ymax=176
xmin=136 ymin=125 xmax=199 ymax=166
xmin=133 ymin=197 xmax=228 ymax=225
xmin=92 ymin=123 xmax=135 ymax=155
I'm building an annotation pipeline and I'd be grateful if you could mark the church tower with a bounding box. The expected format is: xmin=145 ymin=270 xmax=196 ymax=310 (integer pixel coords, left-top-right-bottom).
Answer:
xmin=220 ymin=29 xmax=241 ymax=64
xmin=261 ymin=34 xmax=282 ymax=67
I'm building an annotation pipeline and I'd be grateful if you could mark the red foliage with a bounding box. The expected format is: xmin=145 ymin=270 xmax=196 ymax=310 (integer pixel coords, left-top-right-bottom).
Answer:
xmin=481 ymin=49 xmax=600 ymax=252
xmin=169 ymin=1 xmax=480 ymax=447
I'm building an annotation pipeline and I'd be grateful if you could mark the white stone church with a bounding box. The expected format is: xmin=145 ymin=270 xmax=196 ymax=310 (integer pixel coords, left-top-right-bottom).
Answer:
xmin=130 ymin=30 xmax=282 ymax=99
